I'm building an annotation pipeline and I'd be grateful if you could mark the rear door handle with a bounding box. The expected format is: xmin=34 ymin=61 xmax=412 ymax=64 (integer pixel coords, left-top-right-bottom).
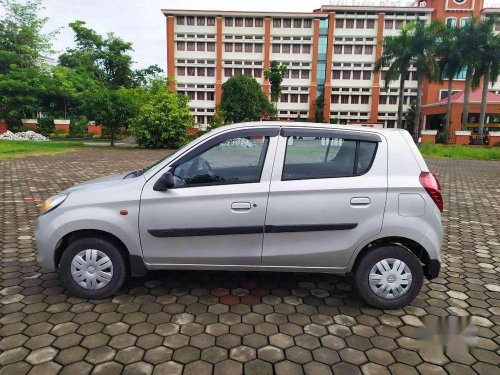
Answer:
xmin=231 ymin=202 xmax=251 ymax=211
xmin=350 ymin=197 xmax=370 ymax=206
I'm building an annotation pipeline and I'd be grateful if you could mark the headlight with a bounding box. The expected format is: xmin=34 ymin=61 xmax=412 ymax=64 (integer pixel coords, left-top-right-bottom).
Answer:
xmin=42 ymin=194 xmax=68 ymax=214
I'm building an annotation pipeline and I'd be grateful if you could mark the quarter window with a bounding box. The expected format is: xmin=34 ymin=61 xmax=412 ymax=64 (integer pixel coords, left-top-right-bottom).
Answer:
xmin=282 ymin=136 xmax=377 ymax=180
xmin=172 ymin=136 xmax=270 ymax=187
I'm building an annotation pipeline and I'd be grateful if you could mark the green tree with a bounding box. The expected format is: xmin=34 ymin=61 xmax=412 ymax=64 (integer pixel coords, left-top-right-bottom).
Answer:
xmin=374 ymin=25 xmax=413 ymax=128
xmin=437 ymin=25 xmax=466 ymax=143
xmin=80 ymin=86 xmax=140 ymax=146
xmin=264 ymin=60 xmax=287 ymax=103
xmin=220 ymin=75 xmax=273 ymax=123
xmin=473 ymin=16 xmax=500 ymax=144
xmin=131 ymin=79 xmax=193 ymax=148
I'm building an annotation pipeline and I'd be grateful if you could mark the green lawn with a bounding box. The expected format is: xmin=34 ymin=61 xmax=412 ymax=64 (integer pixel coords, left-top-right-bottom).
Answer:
xmin=419 ymin=143 xmax=500 ymax=161
xmin=0 ymin=140 xmax=85 ymax=159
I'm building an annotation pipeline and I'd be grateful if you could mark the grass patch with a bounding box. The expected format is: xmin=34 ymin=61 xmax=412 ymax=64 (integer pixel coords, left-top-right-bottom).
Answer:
xmin=0 ymin=140 xmax=86 ymax=160
xmin=419 ymin=143 xmax=500 ymax=161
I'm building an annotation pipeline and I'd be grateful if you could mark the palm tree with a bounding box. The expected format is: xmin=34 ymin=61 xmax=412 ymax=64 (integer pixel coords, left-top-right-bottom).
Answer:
xmin=408 ymin=19 xmax=444 ymax=140
xmin=473 ymin=16 xmax=500 ymax=144
xmin=437 ymin=25 xmax=465 ymax=143
xmin=374 ymin=26 xmax=413 ymax=128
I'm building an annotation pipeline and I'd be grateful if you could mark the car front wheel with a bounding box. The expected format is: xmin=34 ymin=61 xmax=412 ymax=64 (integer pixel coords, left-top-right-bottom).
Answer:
xmin=355 ymin=245 xmax=423 ymax=309
xmin=59 ymin=237 xmax=127 ymax=299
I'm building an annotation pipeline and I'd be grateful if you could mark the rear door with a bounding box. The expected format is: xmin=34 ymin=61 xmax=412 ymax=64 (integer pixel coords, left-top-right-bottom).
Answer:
xmin=262 ymin=128 xmax=387 ymax=269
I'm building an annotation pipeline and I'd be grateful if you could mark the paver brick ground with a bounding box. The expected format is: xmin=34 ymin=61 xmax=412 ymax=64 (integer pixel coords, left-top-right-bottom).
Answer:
xmin=0 ymin=149 xmax=499 ymax=374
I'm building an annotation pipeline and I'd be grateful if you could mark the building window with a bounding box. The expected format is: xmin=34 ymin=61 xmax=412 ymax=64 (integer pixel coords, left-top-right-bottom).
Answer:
xmin=346 ymin=19 xmax=354 ymax=29
xmin=177 ymin=67 xmax=185 ymax=76
xmin=302 ymin=45 xmax=311 ymax=54
xmin=187 ymin=67 xmax=195 ymax=76
xmin=224 ymin=68 xmax=232 ymax=77
xmin=379 ymin=95 xmax=386 ymax=104
xmin=385 ymin=20 xmax=393 ymax=29
xmin=207 ymin=42 xmax=215 ymax=52
xmin=300 ymin=94 xmax=308 ymax=103
xmin=332 ymin=70 xmax=341 ymax=79
xmin=356 ymin=19 xmax=364 ymax=29
xmin=197 ymin=67 xmax=205 ymax=76
xmin=292 ymin=44 xmax=301 ymax=54
xmin=235 ymin=43 xmax=243 ymax=52
xmin=197 ymin=42 xmax=205 ymax=51
xmin=334 ymin=45 xmax=342 ymax=54
xmin=366 ymin=19 xmax=375 ymax=29
xmin=225 ymin=43 xmax=233 ymax=52
xmin=207 ymin=92 xmax=215 ymax=100
xmin=197 ymin=17 xmax=205 ymax=26
xmin=197 ymin=92 xmax=205 ymax=100
xmin=177 ymin=41 xmax=185 ymax=51
xmin=197 ymin=115 xmax=205 ymax=124
xmin=304 ymin=19 xmax=312 ymax=28
xmin=255 ymin=18 xmax=263 ymax=27
xmin=282 ymin=44 xmax=290 ymax=53
xmin=234 ymin=68 xmax=242 ymax=76
xmin=291 ymin=94 xmax=299 ymax=103
xmin=332 ymin=95 xmax=339 ymax=104
xmin=336 ymin=19 xmax=344 ymax=28
xmin=341 ymin=95 xmax=349 ymax=104
xmin=353 ymin=71 xmax=361 ymax=80
xmin=496 ymin=22 xmax=500 ymax=32
xmin=225 ymin=18 xmax=233 ymax=27
xmin=294 ymin=19 xmax=302 ymax=28
xmin=291 ymin=70 xmax=300 ymax=79
xmin=235 ymin=18 xmax=243 ymax=27
xmin=187 ymin=42 xmax=195 ymax=51
xmin=207 ymin=17 xmax=215 ymax=26
xmin=362 ymin=71 xmax=371 ymax=80
xmin=344 ymin=45 xmax=353 ymax=54
xmin=281 ymin=94 xmax=288 ymax=102
xmin=389 ymin=96 xmax=398 ymax=105
xmin=283 ymin=18 xmax=292 ymax=28
xmin=244 ymin=44 xmax=252 ymax=53
xmin=177 ymin=16 xmax=184 ymax=25
xmin=186 ymin=16 xmax=195 ymax=26
xmin=255 ymin=44 xmax=263 ymax=53
xmin=254 ymin=69 xmax=262 ymax=78
xmin=460 ymin=17 xmax=471 ymax=27
xmin=207 ymin=67 xmax=215 ymax=77
xmin=455 ymin=67 xmax=467 ymax=79
xmin=361 ymin=96 xmax=369 ymax=104
xmin=244 ymin=68 xmax=252 ymax=76
xmin=395 ymin=20 xmax=404 ymax=29
xmin=273 ymin=19 xmax=281 ymax=28
xmin=245 ymin=18 xmax=253 ymax=27
xmin=301 ymin=70 xmax=310 ymax=79
xmin=355 ymin=45 xmax=363 ymax=55
xmin=272 ymin=44 xmax=280 ymax=53
xmin=342 ymin=70 xmax=351 ymax=79
xmin=351 ymin=95 xmax=360 ymax=104
xmin=365 ymin=45 xmax=373 ymax=54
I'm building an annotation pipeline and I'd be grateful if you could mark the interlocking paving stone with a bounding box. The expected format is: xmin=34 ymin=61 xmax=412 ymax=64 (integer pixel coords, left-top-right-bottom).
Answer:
xmin=1 ymin=151 xmax=499 ymax=373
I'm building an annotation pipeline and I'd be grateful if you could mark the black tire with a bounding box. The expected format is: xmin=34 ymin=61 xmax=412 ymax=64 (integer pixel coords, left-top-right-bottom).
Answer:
xmin=354 ymin=245 xmax=423 ymax=309
xmin=59 ymin=237 xmax=127 ymax=299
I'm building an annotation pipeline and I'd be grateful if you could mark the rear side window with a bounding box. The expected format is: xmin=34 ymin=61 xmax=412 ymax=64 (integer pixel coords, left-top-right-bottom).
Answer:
xmin=282 ymin=136 xmax=377 ymax=180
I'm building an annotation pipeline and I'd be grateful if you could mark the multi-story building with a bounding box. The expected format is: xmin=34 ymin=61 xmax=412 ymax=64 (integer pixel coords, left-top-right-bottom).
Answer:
xmin=163 ymin=0 xmax=500 ymax=135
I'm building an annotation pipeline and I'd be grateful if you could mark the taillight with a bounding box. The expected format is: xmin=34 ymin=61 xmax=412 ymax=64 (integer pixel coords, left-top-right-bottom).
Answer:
xmin=419 ymin=172 xmax=443 ymax=212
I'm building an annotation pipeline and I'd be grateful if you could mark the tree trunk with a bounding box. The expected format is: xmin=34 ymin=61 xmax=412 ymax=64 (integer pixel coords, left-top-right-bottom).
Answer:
xmin=461 ymin=65 xmax=473 ymax=130
xmin=397 ymin=72 xmax=406 ymax=129
xmin=110 ymin=128 xmax=115 ymax=147
xmin=413 ymin=75 xmax=424 ymax=141
xmin=478 ymin=63 xmax=491 ymax=145
xmin=444 ymin=78 xmax=453 ymax=144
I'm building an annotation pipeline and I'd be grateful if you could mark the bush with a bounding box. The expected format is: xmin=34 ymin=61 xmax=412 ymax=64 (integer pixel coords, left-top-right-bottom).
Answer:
xmin=38 ymin=117 xmax=55 ymax=136
xmin=69 ymin=116 xmax=88 ymax=138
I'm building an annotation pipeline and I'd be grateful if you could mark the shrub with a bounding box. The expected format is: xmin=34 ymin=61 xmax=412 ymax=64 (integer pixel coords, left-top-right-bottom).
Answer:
xmin=38 ymin=117 xmax=55 ymax=136
xmin=69 ymin=116 xmax=88 ymax=138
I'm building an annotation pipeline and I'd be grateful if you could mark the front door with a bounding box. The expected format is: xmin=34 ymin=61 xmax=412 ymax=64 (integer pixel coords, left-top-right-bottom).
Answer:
xmin=139 ymin=128 xmax=278 ymax=266
xmin=263 ymin=128 xmax=387 ymax=269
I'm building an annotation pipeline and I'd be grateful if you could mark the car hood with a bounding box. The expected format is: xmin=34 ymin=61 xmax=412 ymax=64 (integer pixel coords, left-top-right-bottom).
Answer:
xmin=63 ymin=171 xmax=140 ymax=193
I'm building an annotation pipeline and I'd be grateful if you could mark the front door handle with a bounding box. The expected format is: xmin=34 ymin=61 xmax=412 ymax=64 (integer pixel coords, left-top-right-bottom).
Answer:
xmin=350 ymin=197 xmax=370 ymax=206
xmin=231 ymin=202 xmax=251 ymax=211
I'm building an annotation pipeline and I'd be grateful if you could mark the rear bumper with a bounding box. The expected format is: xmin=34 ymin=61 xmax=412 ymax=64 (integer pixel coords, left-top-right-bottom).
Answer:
xmin=423 ymin=259 xmax=441 ymax=280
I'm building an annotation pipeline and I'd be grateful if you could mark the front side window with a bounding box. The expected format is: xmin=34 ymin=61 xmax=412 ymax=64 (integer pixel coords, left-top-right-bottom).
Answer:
xmin=282 ymin=136 xmax=377 ymax=180
xmin=172 ymin=136 xmax=270 ymax=187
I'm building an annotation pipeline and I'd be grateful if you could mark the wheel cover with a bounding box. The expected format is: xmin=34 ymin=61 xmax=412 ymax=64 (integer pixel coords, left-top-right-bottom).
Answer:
xmin=368 ymin=258 xmax=412 ymax=300
xmin=70 ymin=249 xmax=113 ymax=290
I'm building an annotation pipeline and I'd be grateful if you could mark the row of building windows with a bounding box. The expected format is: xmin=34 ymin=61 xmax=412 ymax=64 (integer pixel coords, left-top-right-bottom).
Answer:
xmin=177 ymin=16 xmax=216 ymax=26
xmin=379 ymin=95 xmax=416 ymax=105
xmin=280 ymin=94 xmax=309 ymax=103
xmin=380 ymin=71 xmax=418 ymax=81
xmin=177 ymin=41 xmax=215 ymax=52
xmin=336 ymin=19 xmax=375 ymax=29
xmin=177 ymin=66 xmax=215 ymax=77
xmin=224 ymin=43 xmax=264 ymax=53
xmin=384 ymin=19 xmax=412 ymax=30
xmin=332 ymin=70 xmax=372 ymax=80
xmin=179 ymin=91 xmax=216 ymax=101
xmin=331 ymin=95 xmax=370 ymax=104
xmin=272 ymin=18 xmax=313 ymax=28
xmin=225 ymin=17 xmax=265 ymax=27
xmin=333 ymin=44 xmax=374 ymax=55
xmin=224 ymin=68 xmax=263 ymax=78
xmin=270 ymin=44 xmax=311 ymax=54
xmin=284 ymin=70 xmax=310 ymax=79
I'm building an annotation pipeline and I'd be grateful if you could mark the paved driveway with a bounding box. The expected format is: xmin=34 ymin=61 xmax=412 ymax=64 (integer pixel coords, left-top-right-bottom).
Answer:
xmin=0 ymin=150 xmax=499 ymax=375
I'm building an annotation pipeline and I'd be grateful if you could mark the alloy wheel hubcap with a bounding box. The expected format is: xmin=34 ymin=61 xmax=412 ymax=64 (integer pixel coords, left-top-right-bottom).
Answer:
xmin=369 ymin=258 xmax=412 ymax=300
xmin=71 ymin=249 xmax=113 ymax=290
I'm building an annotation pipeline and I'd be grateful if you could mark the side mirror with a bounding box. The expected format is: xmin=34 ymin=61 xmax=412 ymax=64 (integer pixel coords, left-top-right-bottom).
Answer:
xmin=153 ymin=171 xmax=175 ymax=191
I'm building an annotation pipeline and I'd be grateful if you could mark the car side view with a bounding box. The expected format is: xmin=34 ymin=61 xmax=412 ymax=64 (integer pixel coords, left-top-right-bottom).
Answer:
xmin=36 ymin=122 xmax=443 ymax=309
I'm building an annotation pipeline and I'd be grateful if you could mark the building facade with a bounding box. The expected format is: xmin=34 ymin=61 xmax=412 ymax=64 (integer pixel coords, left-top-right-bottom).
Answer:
xmin=163 ymin=0 xmax=500 ymax=132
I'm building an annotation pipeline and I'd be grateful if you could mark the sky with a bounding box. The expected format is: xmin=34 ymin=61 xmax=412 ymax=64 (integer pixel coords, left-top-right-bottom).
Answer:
xmin=2 ymin=0 xmax=500 ymax=70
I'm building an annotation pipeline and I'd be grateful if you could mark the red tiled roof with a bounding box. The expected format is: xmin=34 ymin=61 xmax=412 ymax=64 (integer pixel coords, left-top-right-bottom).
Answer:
xmin=439 ymin=90 xmax=500 ymax=104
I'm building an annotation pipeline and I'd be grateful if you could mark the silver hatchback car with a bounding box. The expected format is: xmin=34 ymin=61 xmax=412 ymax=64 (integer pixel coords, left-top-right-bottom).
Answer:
xmin=36 ymin=122 xmax=443 ymax=309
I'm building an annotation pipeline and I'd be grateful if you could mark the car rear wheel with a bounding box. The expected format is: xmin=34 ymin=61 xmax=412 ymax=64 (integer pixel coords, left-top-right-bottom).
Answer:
xmin=355 ymin=245 xmax=423 ymax=309
xmin=59 ymin=237 xmax=127 ymax=299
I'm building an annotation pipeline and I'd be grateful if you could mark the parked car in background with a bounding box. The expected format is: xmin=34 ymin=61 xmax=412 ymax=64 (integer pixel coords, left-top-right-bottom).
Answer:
xmin=36 ymin=122 xmax=443 ymax=309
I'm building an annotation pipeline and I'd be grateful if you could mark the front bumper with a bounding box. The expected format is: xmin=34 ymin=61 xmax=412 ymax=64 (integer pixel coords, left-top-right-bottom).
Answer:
xmin=423 ymin=259 xmax=441 ymax=280
xmin=35 ymin=214 xmax=58 ymax=271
